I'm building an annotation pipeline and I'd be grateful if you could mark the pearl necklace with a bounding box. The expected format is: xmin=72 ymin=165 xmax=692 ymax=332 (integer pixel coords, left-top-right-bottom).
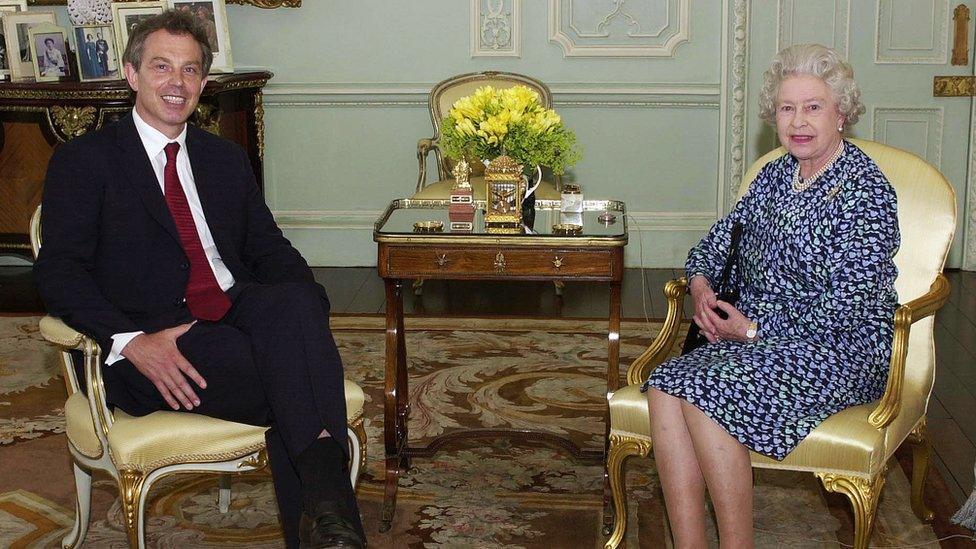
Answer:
xmin=791 ymin=141 xmax=845 ymax=193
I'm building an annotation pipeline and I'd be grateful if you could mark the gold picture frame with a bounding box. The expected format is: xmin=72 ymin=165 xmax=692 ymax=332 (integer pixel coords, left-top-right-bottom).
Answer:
xmin=2 ymin=9 xmax=55 ymax=80
xmin=27 ymin=22 xmax=68 ymax=81
xmin=73 ymin=24 xmax=121 ymax=82
xmin=0 ymin=0 xmax=28 ymax=79
xmin=167 ymin=0 xmax=233 ymax=73
xmin=111 ymin=1 xmax=164 ymax=66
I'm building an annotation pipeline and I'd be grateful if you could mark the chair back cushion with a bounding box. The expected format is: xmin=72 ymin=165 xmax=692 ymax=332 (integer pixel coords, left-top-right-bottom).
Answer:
xmin=429 ymin=71 xmax=552 ymax=176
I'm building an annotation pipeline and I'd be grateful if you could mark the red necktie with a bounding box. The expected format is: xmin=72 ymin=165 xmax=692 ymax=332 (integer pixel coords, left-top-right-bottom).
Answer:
xmin=163 ymin=142 xmax=231 ymax=321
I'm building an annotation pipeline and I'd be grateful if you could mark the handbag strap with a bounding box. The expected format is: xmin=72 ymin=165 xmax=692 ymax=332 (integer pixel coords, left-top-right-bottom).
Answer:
xmin=714 ymin=222 xmax=743 ymax=296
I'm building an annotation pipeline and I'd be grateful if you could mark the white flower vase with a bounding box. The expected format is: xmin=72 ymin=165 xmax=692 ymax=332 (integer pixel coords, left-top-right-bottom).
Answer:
xmin=68 ymin=0 xmax=113 ymax=26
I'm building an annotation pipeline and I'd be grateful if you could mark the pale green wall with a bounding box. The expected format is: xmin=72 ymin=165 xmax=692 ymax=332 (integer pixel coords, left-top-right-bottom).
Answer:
xmin=221 ymin=1 xmax=971 ymax=269
xmin=227 ymin=1 xmax=728 ymax=267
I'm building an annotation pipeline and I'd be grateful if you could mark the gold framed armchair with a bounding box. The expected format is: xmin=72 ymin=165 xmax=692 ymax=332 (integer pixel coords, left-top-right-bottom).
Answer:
xmin=604 ymin=139 xmax=956 ymax=548
xmin=29 ymin=206 xmax=368 ymax=549
xmin=413 ymin=70 xmax=563 ymax=201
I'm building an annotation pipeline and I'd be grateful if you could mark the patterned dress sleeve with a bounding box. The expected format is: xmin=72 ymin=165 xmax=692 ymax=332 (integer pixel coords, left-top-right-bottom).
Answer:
xmin=760 ymin=172 xmax=899 ymax=339
xmin=685 ymin=164 xmax=771 ymax=285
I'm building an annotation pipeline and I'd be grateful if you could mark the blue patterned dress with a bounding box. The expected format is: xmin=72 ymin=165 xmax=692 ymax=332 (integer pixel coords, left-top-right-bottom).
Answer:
xmin=642 ymin=141 xmax=900 ymax=460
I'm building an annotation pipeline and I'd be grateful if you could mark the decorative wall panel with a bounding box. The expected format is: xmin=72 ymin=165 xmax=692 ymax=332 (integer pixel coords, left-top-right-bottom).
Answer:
xmin=548 ymin=0 xmax=690 ymax=57
xmin=777 ymin=0 xmax=850 ymax=57
xmin=871 ymin=107 xmax=944 ymax=167
xmin=471 ymin=0 xmax=521 ymax=57
xmin=875 ymin=0 xmax=949 ymax=64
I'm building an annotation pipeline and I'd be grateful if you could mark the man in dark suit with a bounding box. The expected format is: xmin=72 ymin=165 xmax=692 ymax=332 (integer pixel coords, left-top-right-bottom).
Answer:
xmin=33 ymin=11 xmax=364 ymax=549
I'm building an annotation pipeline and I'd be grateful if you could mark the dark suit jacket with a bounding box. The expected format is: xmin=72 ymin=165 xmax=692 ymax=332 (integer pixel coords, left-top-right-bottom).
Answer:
xmin=34 ymin=114 xmax=325 ymax=373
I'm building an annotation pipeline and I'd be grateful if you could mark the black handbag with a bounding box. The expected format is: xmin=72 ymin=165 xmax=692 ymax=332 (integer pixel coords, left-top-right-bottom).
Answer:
xmin=680 ymin=222 xmax=743 ymax=355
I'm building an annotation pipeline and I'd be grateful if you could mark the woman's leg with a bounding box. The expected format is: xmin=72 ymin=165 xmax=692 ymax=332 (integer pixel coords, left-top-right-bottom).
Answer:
xmin=681 ymin=400 xmax=754 ymax=549
xmin=647 ymin=388 xmax=708 ymax=548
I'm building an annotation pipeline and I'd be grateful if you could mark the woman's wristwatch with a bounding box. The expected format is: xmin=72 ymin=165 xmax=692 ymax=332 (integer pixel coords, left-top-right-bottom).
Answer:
xmin=745 ymin=322 xmax=758 ymax=342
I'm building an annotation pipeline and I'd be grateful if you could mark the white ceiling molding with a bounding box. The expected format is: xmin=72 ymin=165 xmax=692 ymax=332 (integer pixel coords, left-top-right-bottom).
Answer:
xmin=548 ymin=0 xmax=690 ymax=58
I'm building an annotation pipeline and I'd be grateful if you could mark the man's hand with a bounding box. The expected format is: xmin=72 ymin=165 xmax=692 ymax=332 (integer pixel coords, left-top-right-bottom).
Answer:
xmin=121 ymin=323 xmax=207 ymax=411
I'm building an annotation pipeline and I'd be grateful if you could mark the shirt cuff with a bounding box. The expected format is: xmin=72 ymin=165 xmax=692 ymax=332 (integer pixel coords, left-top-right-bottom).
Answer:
xmin=107 ymin=331 xmax=144 ymax=365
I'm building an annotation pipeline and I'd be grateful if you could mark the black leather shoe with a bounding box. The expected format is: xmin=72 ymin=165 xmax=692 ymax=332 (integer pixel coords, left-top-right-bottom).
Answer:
xmin=298 ymin=500 xmax=365 ymax=549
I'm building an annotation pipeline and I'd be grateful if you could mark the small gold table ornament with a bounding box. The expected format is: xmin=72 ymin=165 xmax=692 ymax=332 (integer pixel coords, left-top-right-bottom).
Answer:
xmin=484 ymin=155 xmax=525 ymax=228
xmin=449 ymin=158 xmax=475 ymax=229
xmin=552 ymin=223 xmax=583 ymax=236
xmin=413 ymin=221 xmax=444 ymax=233
xmin=451 ymin=159 xmax=472 ymax=190
xmin=598 ymin=212 xmax=617 ymax=225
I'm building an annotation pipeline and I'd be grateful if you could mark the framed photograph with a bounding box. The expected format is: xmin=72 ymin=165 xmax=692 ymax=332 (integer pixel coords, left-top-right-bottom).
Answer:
xmin=168 ymin=0 xmax=233 ymax=73
xmin=28 ymin=24 xmax=69 ymax=82
xmin=2 ymin=9 xmax=56 ymax=80
xmin=74 ymin=24 xmax=120 ymax=82
xmin=111 ymin=1 xmax=164 ymax=65
xmin=0 ymin=1 xmax=28 ymax=80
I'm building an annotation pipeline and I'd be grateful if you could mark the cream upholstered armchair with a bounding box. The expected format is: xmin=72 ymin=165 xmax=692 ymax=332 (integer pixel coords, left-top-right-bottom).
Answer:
xmin=29 ymin=206 xmax=368 ymax=549
xmin=604 ymin=139 xmax=956 ymax=548
xmin=413 ymin=70 xmax=563 ymax=201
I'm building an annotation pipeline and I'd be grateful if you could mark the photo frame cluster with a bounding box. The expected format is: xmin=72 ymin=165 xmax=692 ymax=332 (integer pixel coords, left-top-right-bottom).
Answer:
xmin=0 ymin=0 xmax=233 ymax=82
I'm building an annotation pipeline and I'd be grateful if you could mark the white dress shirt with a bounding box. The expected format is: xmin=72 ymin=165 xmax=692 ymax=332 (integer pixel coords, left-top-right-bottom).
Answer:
xmin=106 ymin=109 xmax=236 ymax=365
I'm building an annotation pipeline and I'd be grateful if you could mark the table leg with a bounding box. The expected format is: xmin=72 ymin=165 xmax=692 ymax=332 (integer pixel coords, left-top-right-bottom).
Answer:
xmin=603 ymin=280 xmax=622 ymax=536
xmin=381 ymin=278 xmax=407 ymax=532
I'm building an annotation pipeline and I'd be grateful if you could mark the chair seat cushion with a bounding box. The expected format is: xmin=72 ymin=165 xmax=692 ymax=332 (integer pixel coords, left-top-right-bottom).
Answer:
xmin=610 ymin=384 xmax=886 ymax=477
xmin=95 ymin=379 xmax=367 ymax=472
xmin=107 ymin=410 xmax=268 ymax=472
xmin=412 ymin=176 xmax=562 ymax=201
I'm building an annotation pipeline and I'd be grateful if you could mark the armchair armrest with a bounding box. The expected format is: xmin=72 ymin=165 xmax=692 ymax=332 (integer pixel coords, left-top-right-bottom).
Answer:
xmin=416 ymin=137 xmax=438 ymax=193
xmin=626 ymin=277 xmax=688 ymax=386
xmin=868 ymin=274 xmax=951 ymax=429
xmin=38 ymin=316 xmax=115 ymax=443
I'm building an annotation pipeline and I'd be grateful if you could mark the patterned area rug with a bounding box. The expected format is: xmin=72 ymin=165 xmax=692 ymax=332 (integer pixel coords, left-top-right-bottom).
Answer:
xmin=0 ymin=315 xmax=962 ymax=547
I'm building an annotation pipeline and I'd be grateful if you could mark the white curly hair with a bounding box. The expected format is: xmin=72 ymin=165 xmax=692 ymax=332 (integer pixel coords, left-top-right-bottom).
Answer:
xmin=758 ymin=43 xmax=865 ymax=131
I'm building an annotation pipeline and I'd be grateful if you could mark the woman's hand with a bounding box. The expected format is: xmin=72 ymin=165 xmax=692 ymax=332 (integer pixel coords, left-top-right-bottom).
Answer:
xmin=701 ymin=301 xmax=753 ymax=343
xmin=689 ymin=276 xmax=720 ymax=342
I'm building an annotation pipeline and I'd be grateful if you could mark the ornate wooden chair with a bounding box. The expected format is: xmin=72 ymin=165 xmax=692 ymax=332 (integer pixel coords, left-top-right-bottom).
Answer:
xmin=29 ymin=206 xmax=368 ymax=549
xmin=604 ymin=139 xmax=956 ymax=548
xmin=413 ymin=70 xmax=563 ymax=201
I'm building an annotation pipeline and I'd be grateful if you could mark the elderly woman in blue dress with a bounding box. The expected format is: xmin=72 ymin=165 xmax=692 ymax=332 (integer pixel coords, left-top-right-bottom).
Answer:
xmin=642 ymin=43 xmax=899 ymax=547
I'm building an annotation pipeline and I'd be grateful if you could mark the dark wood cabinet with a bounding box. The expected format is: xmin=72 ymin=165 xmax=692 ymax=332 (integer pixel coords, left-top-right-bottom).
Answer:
xmin=0 ymin=70 xmax=271 ymax=257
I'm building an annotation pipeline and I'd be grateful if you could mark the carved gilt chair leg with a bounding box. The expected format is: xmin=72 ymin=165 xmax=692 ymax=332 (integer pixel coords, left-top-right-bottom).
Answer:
xmin=413 ymin=278 xmax=424 ymax=296
xmin=554 ymin=280 xmax=564 ymax=296
xmin=817 ymin=470 xmax=885 ymax=549
xmin=62 ymin=463 xmax=93 ymax=549
xmin=218 ymin=474 xmax=232 ymax=514
xmin=118 ymin=469 xmax=149 ymax=549
xmin=907 ymin=419 xmax=935 ymax=521
xmin=348 ymin=419 xmax=368 ymax=488
xmin=604 ymin=434 xmax=652 ymax=549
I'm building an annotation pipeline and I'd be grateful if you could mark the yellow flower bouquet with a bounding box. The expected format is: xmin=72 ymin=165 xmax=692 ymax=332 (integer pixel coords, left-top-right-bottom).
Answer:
xmin=439 ymin=85 xmax=581 ymax=175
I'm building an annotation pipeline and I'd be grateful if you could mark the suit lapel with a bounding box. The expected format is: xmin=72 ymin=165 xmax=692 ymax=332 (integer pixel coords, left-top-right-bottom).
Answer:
xmin=115 ymin=115 xmax=180 ymax=244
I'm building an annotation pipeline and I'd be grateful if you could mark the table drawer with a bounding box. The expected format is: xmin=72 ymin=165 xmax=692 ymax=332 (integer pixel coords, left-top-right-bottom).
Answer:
xmin=384 ymin=247 xmax=617 ymax=279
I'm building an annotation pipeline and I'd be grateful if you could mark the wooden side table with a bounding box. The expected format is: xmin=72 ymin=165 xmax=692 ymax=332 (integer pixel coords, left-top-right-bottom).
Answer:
xmin=0 ymin=70 xmax=271 ymax=257
xmin=373 ymin=198 xmax=628 ymax=533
